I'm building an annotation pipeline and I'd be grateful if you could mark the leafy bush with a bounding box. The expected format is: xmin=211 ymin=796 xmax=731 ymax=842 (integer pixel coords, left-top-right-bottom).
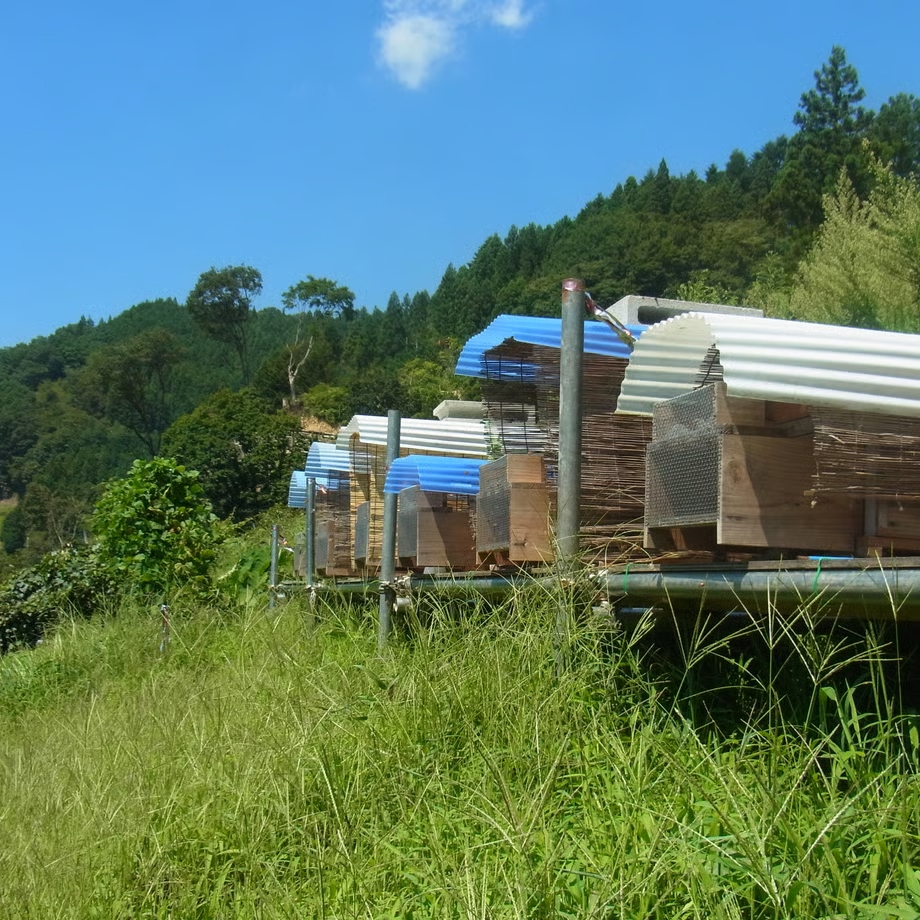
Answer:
xmin=0 ymin=545 xmax=117 ymax=651
xmin=92 ymin=458 xmax=224 ymax=601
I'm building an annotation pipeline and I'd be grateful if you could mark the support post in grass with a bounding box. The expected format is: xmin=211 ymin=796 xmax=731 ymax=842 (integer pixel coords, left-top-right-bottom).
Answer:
xmin=378 ymin=409 xmax=401 ymax=650
xmin=269 ymin=523 xmax=280 ymax=610
xmin=304 ymin=476 xmax=316 ymax=589
xmin=555 ymin=278 xmax=586 ymax=672
xmin=304 ymin=475 xmax=317 ymax=625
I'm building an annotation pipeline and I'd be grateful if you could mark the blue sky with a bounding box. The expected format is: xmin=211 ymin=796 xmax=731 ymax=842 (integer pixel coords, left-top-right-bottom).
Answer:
xmin=1 ymin=0 xmax=918 ymax=348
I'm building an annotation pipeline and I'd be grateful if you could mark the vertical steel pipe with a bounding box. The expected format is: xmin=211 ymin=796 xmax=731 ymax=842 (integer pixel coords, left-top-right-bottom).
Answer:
xmin=557 ymin=278 xmax=585 ymax=564
xmin=379 ymin=409 xmax=401 ymax=649
xmin=304 ymin=476 xmax=316 ymax=587
xmin=556 ymin=279 xmax=586 ymax=674
xmin=269 ymin=523 xmax=279 ymax=609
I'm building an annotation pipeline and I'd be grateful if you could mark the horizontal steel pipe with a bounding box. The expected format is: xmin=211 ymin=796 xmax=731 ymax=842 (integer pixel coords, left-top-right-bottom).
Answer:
xmin=281 ymin=560 xmax=920 ymax=620
xmin=593 ymin=565 xmax=920 ymax=620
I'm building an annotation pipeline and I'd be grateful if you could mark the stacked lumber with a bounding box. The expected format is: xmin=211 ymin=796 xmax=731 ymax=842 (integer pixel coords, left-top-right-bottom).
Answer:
xmin=812 ymin=408 xmax=920 ymax=499
xmin=311 ymin=466 xmax=354 ymax=575
xmin=477 ymin=338 xmax=651 ymax=562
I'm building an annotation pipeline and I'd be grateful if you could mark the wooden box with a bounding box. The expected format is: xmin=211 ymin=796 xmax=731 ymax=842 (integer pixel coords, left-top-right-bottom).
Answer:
xmin=645 ymin=383 xmax=859 ymax=555
xmin=397 ymin=486 xmax=476 ymax=570
xmin=476 ymin=454 xmax=553 ymax=565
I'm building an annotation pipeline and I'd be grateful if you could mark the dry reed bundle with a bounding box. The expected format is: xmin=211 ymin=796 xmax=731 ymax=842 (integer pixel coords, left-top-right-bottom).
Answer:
xmin=812 ymin=408 xmax=920 ymax=499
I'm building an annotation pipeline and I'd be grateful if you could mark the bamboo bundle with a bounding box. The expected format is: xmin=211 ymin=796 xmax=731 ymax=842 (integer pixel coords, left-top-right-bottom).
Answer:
xmin=349 ymin=438 xmax=387 ymax=570
xmin=480 ymin=341 xmax=547 ymax=455
xmin=477 ymin=338 xmax=651 ymax=562
xmin=531 ymin=345 xmax=651 ymax=562
xmin=812 ymin=408 xmax=920 ymax=499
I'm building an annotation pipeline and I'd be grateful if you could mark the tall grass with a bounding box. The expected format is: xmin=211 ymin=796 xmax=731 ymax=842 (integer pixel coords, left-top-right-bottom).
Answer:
xmin=0 ymin=586 xmax=918 ymax=918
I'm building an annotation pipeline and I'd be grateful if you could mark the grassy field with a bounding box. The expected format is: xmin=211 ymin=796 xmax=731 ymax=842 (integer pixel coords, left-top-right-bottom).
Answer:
xmin=0 ymin=585 xmax=919 ymax=918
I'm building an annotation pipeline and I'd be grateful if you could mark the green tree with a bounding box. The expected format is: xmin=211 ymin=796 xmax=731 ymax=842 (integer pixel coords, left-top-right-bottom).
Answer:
xmin=302 ymin=383 xmax=352 ymax=426
xmin=76 ymin=328 xmax=186 ymax=456
xmin=790 ymin=159 xmax=920 ymax=331
xmin=279 ymin=276 xmax=355 ymax=404
xmin=187 ymin=265 xmax=262 ymax=381
xmin=92 ymin=458 xmax=221 ymax=599
xmin=282 ymin=275 xmax=355 ymax=319
xmin=769 ymin=46 xmax=873 ymax=232
xmin=161 ymin=388 xmax=308 ymax=521
xmin=870 ymin=93 xmax=920 ymax=177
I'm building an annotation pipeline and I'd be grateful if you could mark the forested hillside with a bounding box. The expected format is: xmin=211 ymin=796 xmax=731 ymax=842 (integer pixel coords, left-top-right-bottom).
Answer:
xmin=1 ymin=46 xmax=918 ymax=571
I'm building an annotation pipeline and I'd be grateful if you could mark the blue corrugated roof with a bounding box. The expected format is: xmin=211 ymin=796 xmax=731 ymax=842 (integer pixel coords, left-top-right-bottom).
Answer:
xmin=306 ymin=442 xmax=351 ymax=476
xmin=455 ymin=314 xmax=644 ymax=379
xmin=288 ymin=470 xmax=309 ymax=507
xmin=384 ymin=455 xmax=485 ymax=495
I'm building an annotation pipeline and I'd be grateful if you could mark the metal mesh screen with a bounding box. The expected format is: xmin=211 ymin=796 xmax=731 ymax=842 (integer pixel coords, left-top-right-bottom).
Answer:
xmin=646 ymin=385 xmax=721 ymax=528
xmin=476 ymin=456 xmax=513 ymax=553
xmin=481 ymin=341 xmax=546 ymax=454
xmin=397 ymin=486 xmax=419 ymax=560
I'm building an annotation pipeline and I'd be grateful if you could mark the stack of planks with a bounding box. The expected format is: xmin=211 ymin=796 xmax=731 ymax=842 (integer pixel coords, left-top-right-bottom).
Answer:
xmin=811 ymin=407 xmax=920 ymax=554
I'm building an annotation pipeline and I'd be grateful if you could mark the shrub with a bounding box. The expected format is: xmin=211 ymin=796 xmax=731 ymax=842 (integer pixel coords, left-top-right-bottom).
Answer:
xmin=92 ymin=458 xmax=224 ymax=601
xmin=0 ymin=545 xmax=117 ymax=651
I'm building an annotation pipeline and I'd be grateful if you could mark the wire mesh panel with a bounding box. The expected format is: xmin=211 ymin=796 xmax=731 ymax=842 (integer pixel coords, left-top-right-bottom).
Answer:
xmin=646 ymin=385 xmax=722 ymax=529
xmin=354 ymin=501 xmax=370 ymax=567
xmin=397 ymin=486 xmax=419 ymax=562
xmin=349 ymin=439 xmax=386 ymax=571
xmin=481 ymin=341 xmax=546 ymax=455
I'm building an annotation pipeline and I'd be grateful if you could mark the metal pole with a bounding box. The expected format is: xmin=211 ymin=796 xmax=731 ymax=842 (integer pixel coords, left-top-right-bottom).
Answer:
xmin=379 ymin=409 xmax=401 ymax=650
xmin=269 ymin=523 xmax=279 ymax=609
xmin=557 ymin=278 xmax=585 ymax=564
xmin=305 ymin=476 xmax=316 ymax=588
xmin=555 ymin=279 xmax=586 ymax=672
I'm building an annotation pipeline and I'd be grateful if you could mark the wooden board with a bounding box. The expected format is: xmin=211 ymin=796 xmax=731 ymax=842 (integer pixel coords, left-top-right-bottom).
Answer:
xmin=718 ymin=434 xmax=859 ymax=552
xmin=876 ymin=500 xmax=920 ymax=541
xmin=508 ymin=483 xmax=554 ymax=562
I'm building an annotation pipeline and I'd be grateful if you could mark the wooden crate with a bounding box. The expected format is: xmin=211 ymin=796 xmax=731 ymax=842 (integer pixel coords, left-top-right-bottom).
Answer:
xmin=397 ymin=486 xmax=476 ymax=570
xmin=645 ymin=383 xmax=860 ymax=555
xmin=476 ymin=454 xmax=553 ymax=565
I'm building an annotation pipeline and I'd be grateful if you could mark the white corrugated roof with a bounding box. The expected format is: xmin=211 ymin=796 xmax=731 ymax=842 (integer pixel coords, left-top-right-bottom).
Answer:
xmin=616 ymin=312 xmax=920 ymax=418
xmin=336 ymin=415 xmax=489 ymax=457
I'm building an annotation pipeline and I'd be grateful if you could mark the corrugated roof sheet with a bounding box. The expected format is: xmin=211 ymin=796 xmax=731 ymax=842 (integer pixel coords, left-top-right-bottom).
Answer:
xmin=336 ymin=415 xmax=489 ymax=457
xmin=384 ymin=456 xmax=485 ymax=495
xmin=306 ymin=441 xmax=351 ymax=476
xmin=288 ymin=471 xmax=309 ymax=507
xmin=616 ymin=312 xmax=920 ymax=418
xmin=455 ymin=314 xmax=644 ymax=378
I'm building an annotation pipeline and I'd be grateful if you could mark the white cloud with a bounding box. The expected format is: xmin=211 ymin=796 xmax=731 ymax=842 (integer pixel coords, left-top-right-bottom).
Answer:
xmin=377 ymin=14 xmax=456 ymax=90
xmin=377 ymin=0 xmax=534 ymax=89
xmin=488 ymin=0 xmax=532 ymax=29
